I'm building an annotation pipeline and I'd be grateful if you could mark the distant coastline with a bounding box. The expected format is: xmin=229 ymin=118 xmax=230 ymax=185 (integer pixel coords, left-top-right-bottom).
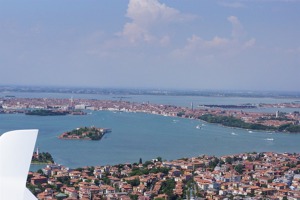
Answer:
xmin=1 ymin=96 xmax=300 ymax=133
xmin=1 ymin=85 xmax=300 ymax=98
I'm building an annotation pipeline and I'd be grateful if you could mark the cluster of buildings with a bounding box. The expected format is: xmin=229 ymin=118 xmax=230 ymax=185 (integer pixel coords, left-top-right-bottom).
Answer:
xmin=27 ymin=152 xmax=300 ymax=200
xmin=1 ymin=97 xmax=299 ymax=129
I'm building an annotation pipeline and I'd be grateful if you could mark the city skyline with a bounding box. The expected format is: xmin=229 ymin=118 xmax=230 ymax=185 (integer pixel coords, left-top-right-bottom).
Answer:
xmin=0 ymin=0 xmax=299 ymax=91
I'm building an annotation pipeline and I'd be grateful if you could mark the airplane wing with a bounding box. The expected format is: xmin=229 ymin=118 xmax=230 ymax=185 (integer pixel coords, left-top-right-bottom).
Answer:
xmin=0 ymin=130 xmax=38 ymax=200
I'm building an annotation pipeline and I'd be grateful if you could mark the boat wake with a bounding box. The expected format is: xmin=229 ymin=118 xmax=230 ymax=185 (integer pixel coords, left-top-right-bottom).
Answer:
xmin=196 ymin=125 xmax=201 ymax=129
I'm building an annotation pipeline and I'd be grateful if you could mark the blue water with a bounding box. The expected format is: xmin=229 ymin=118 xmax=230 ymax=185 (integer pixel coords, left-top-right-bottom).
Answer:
xmin=1 ymin=110 xmax=300 ymax=170
xmin=1 ymin=92 xmax=300 ymax=170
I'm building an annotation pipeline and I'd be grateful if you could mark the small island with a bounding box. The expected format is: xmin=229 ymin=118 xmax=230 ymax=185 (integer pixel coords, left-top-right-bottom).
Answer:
xmin=58 ymin=126 xmax=111 ymax=140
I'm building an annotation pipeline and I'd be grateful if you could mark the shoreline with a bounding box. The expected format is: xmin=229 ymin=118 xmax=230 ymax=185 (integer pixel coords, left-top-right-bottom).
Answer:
xmin=58 ymin=137 xmax=92 ymax=140
xmin=109 ymin=110 xmax=297 ymax=134
xmin=1 ymin=97 xmax=300 ymax=133
xmin=31 ymin=162 xmax=53 ymax=165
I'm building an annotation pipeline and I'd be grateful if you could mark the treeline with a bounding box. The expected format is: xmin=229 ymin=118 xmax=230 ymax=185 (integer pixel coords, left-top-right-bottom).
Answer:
xmin=26 ymin=109 xmax=68 ymax=116
xmin=199 ymin=114 xmax=300 ymax=133
xmin=199 ymin=114 xmax=276 ymax=131
xmin=201 ymin=104 xmax=256 ymax=109
xmin=278 ymin=123 xmax=300 ymax=133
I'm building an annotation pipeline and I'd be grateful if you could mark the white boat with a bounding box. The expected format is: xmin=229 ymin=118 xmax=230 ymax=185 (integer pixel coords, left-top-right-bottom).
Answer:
xmin=231 ymin=132 xmax=238 ymax=135
xmin=248 ymin=130 xmax=253 ymax=133
xmin=266 ymin=138 xmax=274 ymax=141
xmin=196 ymin=125 xmax=201 ymax=129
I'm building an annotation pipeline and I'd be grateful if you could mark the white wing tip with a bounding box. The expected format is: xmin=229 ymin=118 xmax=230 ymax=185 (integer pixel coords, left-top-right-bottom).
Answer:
xmin=0 ymin=129 xmax=39 ymax=200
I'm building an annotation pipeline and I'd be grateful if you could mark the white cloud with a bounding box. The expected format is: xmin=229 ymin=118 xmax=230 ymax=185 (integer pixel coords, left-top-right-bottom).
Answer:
xmin=186 ymin=35 xmax=230 ymax=49
xmin=86 ymin=0 xmax=198 ymax=58
xmin=227 ymin=16 xmax=245 ymax=38
xmin=119 ymin=0 xmax=196 ymax=44
xmin=120 ymin=23 xmax=153 ymax=44
xmin=172 ymin=16 xmax=255 ymax=60
xmin=206 ymin=36 xmax=230 ymax=47
xmin=126 ymin=0 xmax=188 ymax=26
xmin=172 ymin=35 xmax=232 ymax=60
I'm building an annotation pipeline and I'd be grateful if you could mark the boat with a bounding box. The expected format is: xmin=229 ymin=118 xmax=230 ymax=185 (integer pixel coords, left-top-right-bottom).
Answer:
xmin=265 ymin=138 xmax=274 ymax=141
xmin=231 ymin=132 xmax=237 ymax=135
xmin=196 ymin=125 xmax=201 ymax=129
xmin=248 ymin=130 xmax=253 ymax=133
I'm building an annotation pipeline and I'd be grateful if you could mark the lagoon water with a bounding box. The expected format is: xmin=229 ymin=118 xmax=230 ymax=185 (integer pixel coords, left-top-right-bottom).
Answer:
xmin=1 ymin=92 xmax=300 ymax=169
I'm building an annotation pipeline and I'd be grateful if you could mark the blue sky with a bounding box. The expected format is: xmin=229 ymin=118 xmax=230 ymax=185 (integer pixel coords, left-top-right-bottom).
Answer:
xmin=0 ymin=0 xmax=299 ymax=91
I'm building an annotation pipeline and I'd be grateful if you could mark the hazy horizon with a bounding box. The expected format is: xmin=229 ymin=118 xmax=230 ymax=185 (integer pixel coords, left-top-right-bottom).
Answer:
xmin=2 ymin=85 xmax=300 ymax=96
xmin=0 ymin=0 xmax=299 ymax=91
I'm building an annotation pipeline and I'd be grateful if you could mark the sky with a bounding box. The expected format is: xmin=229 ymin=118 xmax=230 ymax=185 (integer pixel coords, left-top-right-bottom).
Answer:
xmin=0 ymin=0 xmax=299 ymax=91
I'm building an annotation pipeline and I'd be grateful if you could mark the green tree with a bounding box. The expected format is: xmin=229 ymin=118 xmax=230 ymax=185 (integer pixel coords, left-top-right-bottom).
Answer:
xmin=37 ymin=169 xmax=44 ymax=175
xmin=102 ymin=177 xmax=111 ymax=185
xmin=75 ymin=167 xmax=83 ymax=172
xmin=143 ymin=161 xmax=153 ymax=167
xmin=127 ymin=178 xmax=140 ymax=187
xmin=208 ymin=157 xmax=220 ymax=169
xmin=177 ymin=111 xmax=185 ymax=117
xmin=234 ymin=164 xmax=244 ymax=174
xmin=160 ymin=178 xmax=176 ymax=196
xmin=225 ymin=157 xmax=233 ymax=164
xmin=130 ymin=194 xmax=138 ymax=200
xmin=247 ymin=157 xmax=254 ymax=162
xmin=57 ymin=176 xmax=71 ymax=186
xmin=94 ymin=179 xmax=100 ymax=186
